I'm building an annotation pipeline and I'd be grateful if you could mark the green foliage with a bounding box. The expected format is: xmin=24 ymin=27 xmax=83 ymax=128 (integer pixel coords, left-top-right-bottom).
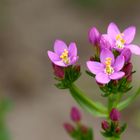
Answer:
xmin=100 ymin=77 xmax=132 ymax=97
xmin=0 ymin=98 xmax=12 ymax=140
xmin=71 ymin=126 xmax=93 ymax=140
xmin=101 ymin=122 xmax=127 ymax=139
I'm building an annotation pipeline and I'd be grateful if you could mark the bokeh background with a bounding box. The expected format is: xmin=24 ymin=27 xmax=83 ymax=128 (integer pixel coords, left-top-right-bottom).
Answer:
xmin=1 ymin=0 xmax=140 ymax=139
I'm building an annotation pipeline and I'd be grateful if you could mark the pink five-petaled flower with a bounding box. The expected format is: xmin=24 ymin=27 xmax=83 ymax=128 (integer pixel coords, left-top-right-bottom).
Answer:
xmin=48 ymin=40 xmax=78 ymax=67
xmin=86 ymin=49 xmax=125 ymax=84
xmin=106 ymin=22 xmax=140 ymax=55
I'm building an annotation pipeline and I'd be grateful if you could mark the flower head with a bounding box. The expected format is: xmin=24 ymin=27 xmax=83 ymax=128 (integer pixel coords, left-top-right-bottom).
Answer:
xmin=88 ymin=27 xmax=101 ymax=46
xmin=71 ymin=107 xmax=81 ymax=122
xmin=110 ymin=108 xmax=120 ymax=121
xmin=106 ymin=22 xmax=140 ymax=55
xmin=87 ymin=49 xmax=125 ymax=84
xmin=48 ymin=40 xmax=78 ymax=67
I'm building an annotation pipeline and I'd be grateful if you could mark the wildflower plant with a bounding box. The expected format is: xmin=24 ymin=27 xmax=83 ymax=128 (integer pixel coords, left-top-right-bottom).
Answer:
xmin=48 ymin=22 xmax=140 ymax=140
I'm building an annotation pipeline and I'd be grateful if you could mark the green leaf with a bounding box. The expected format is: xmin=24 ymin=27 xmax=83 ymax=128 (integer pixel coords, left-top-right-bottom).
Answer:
xmin=69 ymin=84 xmax=107 ymax=118
xmin=117 ymin=87 xmax=140 ymax=111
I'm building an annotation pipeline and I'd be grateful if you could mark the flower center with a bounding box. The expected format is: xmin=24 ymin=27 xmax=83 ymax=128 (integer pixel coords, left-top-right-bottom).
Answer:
xmin=115 ymin=33 xmax=125 ymax=49
xmin=104 ymin=57 xmax=114 ymax=75
xmin=60 ymin=49 xmax=70 ymax=64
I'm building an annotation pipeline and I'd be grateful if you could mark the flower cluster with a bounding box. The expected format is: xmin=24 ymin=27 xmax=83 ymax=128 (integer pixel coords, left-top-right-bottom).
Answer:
xmin=47 ymin=22 xmax=140 ymax=140
xmin=64 ymin=107 xmax=93 ymax=140
xmin=101 ymin=108 xmax=126 ymax=138
xmin=87 ymin=22 xmax=140 ymax=85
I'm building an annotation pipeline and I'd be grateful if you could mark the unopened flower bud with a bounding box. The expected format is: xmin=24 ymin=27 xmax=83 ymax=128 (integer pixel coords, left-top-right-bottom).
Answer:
xmin=121 ymin=48 xmax=132 ymax=62
xmin=127 ymin=74 xmax=132 ymax=83
xmin=88 ymin=27 xmax=101 ymax=46
xmin=100 ymin=35 xmax=111 ymax=49
xmin=101 ymin=120 xmax=110 ymax=130
xmin=110 ymin=108 xmax=120 ymax=121
xmin=122 ymin=62 xmax=133 ymax=77
xmin=52 ymin=63 xmax=64 ymax=79
xmin=74 ymin=65 xmax=81 ymax=73
xmin=63 ymin=123 xmax=75 ymax=134
xmin=71 ymin=107 xmax=81 ymax=122
xmin=115 ymin=127 xmax=121 ymax=133
xmin=112 ymin=80 xmax=118 ymax=86
xmin=80 ymin=125 xmax=88 ymax=134
xmin=89 ymin=56 xmax=95 ymax=61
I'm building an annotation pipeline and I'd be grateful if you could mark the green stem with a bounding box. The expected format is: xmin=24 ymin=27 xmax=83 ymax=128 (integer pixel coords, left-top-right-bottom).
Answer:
xmin=69 ymin=83 xmax=107 ymax=117
xmin=117 ymin=87 xmax=140 ymax=111
xmin=106 ymin=137 xmax=120 ymax=140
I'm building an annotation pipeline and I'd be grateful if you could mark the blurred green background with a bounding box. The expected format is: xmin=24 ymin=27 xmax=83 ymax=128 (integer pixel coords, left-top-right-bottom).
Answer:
xmin=1 ymin=0 xmax=140 ymax=140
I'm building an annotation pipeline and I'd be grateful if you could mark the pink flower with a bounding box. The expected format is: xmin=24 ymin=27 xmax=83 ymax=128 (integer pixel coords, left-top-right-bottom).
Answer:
xmin=87 ymin=49 xmax=125 ymax=84
xmin=48 ymin=40 xmax=78 ymax=67
xmin=106 ymin=22 xmax=140 ymax=55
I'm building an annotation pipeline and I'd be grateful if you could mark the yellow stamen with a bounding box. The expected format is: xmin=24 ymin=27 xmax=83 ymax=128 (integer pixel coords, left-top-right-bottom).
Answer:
xmin=105 ymin=57 xmax=114 ymax=75
xmin=116 ymin=33 xmax=125 ymax=49
xmin=60 ymin=49 xmax=69 ymax=64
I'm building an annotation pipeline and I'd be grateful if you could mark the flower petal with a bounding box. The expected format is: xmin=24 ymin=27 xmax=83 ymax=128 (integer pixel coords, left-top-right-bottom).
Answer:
xmin=121 ymin=48 xmax=132 ymax=62
xmin=86 ymin=61 xmax=104 ymax=75
xmin=107 ymin=22 xmax=120 ymax=40
xmin=68 ymin=42 xmax=77 ymax=57
xmin=100 ymin=34 xmax=113 ymax=49
xmin=54 ymin=40 xmax=68 ymax=55
xmin=95 ymin=72 xmax=110 ymax=84
xmin=125 ymin=44 xmax=140 ymax=55
xmin=100 ymin=49 xmax=114 ymax=65
xmin=123 ymin=26 xmax=136 ymax=44
xmin=53 ymin=60 xmax=67 ymax=67
xmin=70 ymin=56 xmax=79 ymax=65
xmin=113 ymin=55 xmax=125 ymax=72
xmin=109 ymin=71 xmax=125 ymax=80
xmin=48 ymin=51 xmax=60 ymax=63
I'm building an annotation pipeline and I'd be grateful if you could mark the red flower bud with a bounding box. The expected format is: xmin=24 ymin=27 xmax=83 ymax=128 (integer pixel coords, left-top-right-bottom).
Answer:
xmin=80 ymin=125 xmax=88 ymax=134
xmin=110 ymin=108 xmax=120 ymax=121
xmin=74 ymin=65 xmax=81 ymax=73
xmin=89 ymin=56 xmax=95 ymax=61
xmin=71 ymin=107 xmax=81 ymax=122
xmin=115 ymin=127 xmax=121 ymax=133
xmin=127 ymin=74 xmax=132 ymax=83
xmin=52 ymin=63 xmax=64 ymax=79
xmin=63 ymin=123 xmax=75 ymax=134
xmin=123 ymin=63 xmax=133 ymax=76
xmin=101 ymin=120 xmax=110 ymax=130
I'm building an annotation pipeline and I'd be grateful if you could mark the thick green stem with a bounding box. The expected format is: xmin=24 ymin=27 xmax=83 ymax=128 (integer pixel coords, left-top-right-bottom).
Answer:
xmin=107 ymin=93 xmax=122 ymax=140
xmin=69 ymin=83 xmax=107 ymax=117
